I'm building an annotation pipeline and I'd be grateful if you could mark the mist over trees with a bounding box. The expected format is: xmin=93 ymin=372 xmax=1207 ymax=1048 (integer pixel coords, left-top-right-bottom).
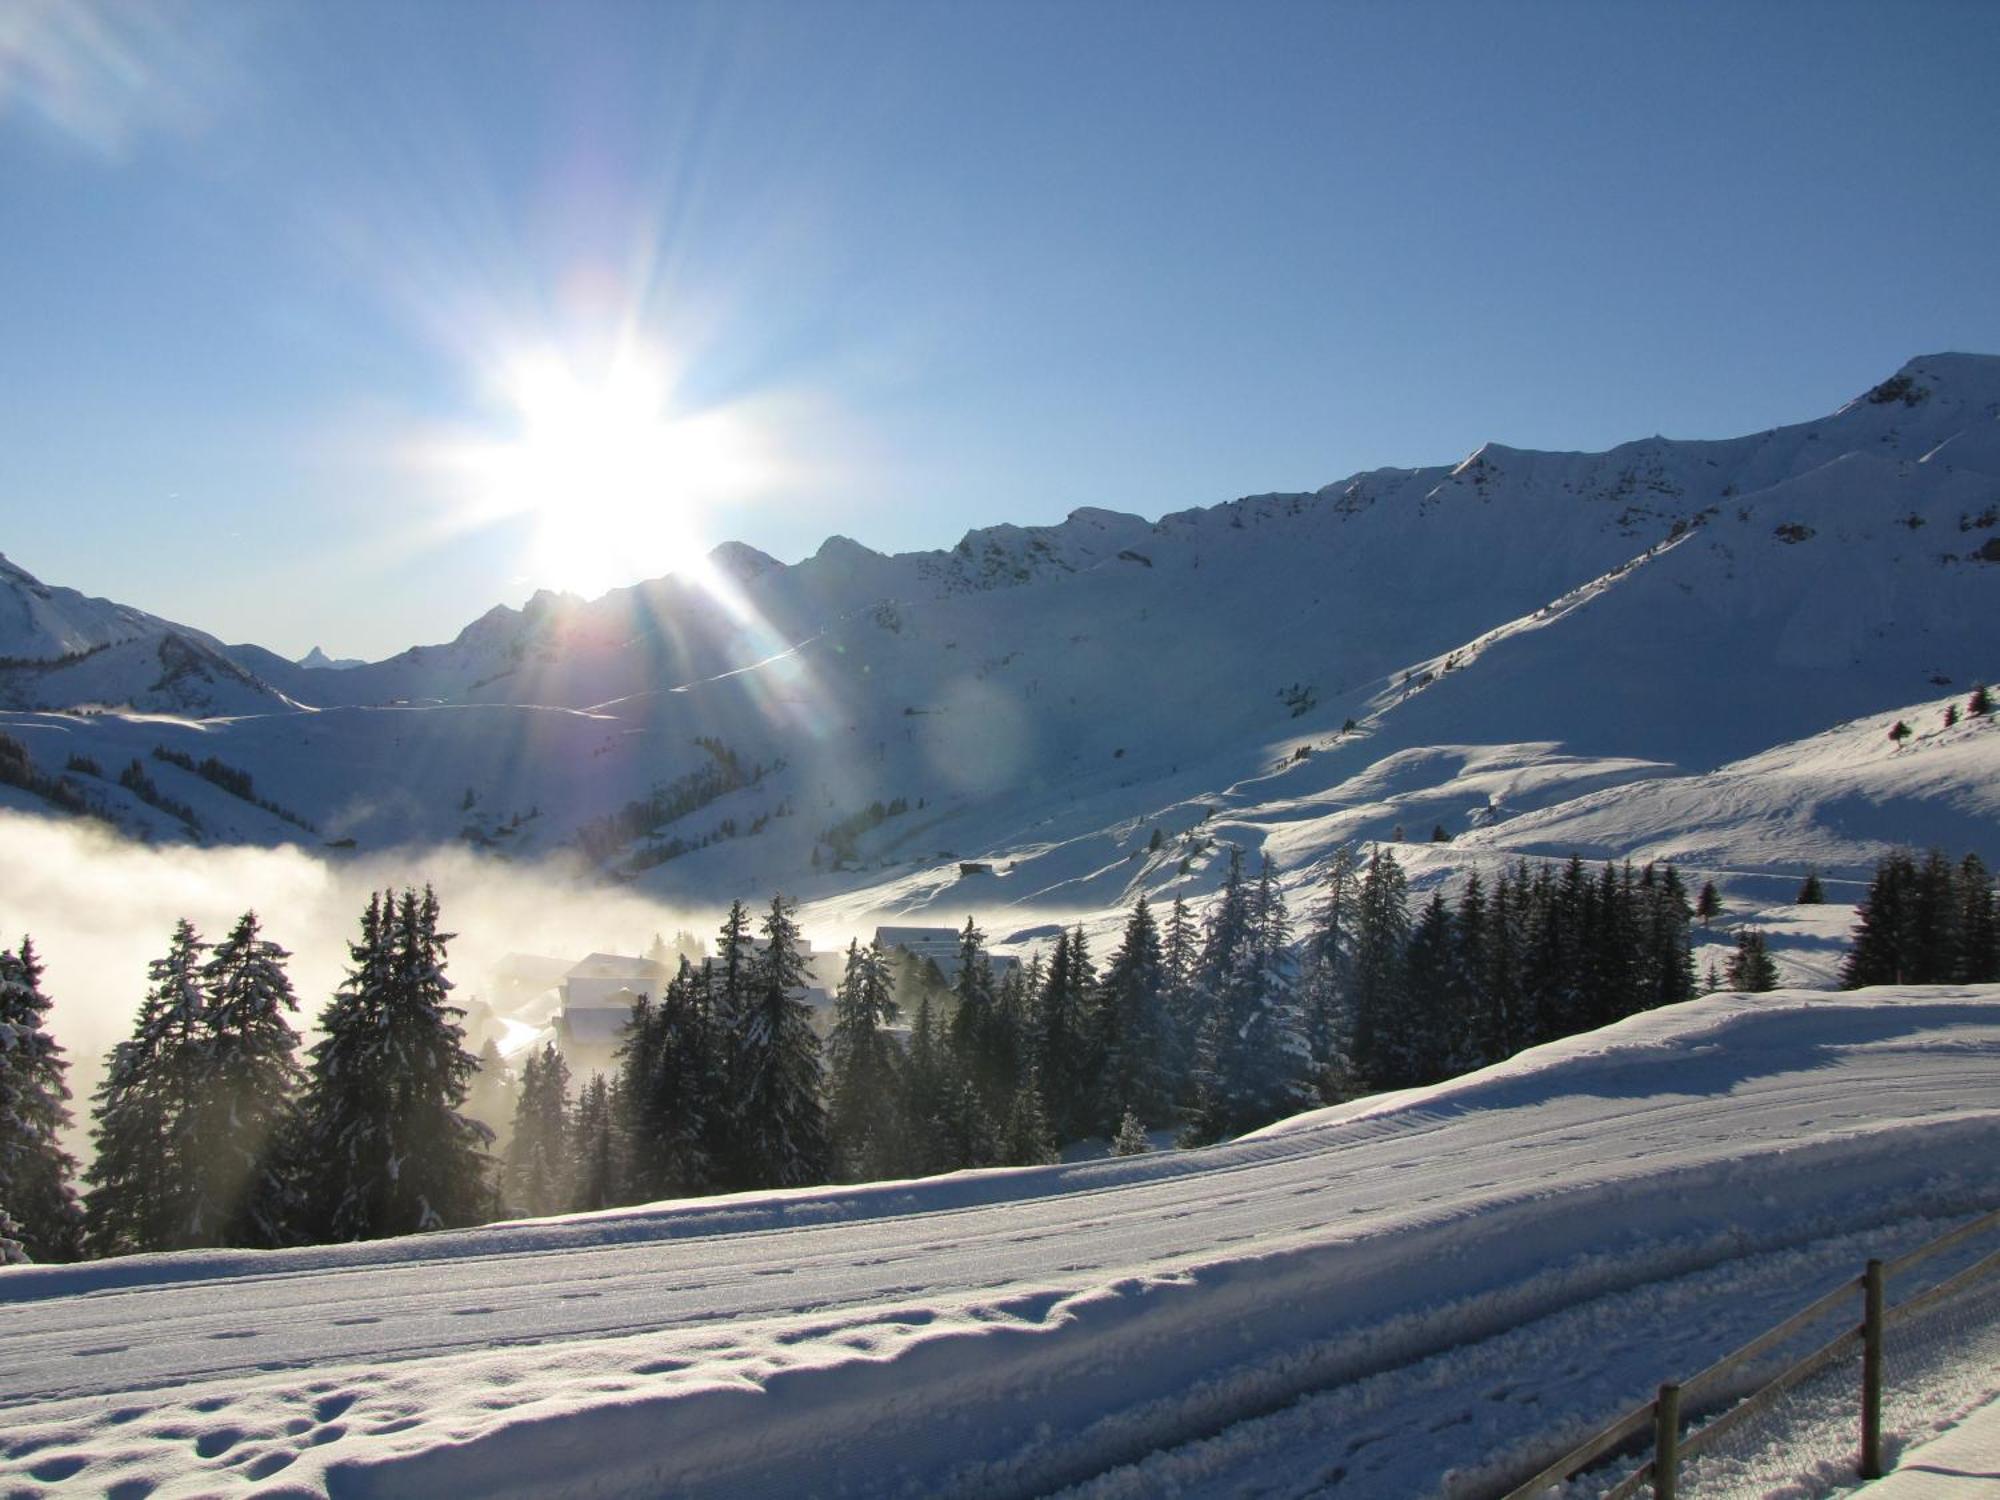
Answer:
xmin=3 ymin=842 xmax=1993 ymax=1264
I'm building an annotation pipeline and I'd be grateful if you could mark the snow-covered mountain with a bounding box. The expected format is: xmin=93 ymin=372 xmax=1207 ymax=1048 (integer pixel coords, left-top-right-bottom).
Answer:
xmin=1 ymin=354 xmax=1996 ymax=942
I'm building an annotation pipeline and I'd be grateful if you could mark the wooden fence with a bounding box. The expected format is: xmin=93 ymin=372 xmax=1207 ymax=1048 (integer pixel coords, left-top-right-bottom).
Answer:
xmin=1500 ymin=1205 xmax=2000 ymax=1500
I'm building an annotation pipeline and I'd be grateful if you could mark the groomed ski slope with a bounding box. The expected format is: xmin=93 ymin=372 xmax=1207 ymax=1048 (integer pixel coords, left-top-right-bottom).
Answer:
xmin=4 ymin=986 xmax=1998 ymax=1499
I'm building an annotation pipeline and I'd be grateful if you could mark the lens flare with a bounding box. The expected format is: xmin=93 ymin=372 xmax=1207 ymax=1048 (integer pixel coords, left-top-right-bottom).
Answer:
xmin=438 ymin=340 xmax=780 ymax=598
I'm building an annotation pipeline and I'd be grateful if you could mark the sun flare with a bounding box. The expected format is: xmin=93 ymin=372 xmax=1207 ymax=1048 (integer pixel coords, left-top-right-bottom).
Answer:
xmin=447 ymin=344 xmax=777 ymax=598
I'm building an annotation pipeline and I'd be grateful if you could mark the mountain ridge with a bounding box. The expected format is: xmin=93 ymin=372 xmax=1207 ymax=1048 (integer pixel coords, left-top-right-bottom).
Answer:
xmin=1 ymin=352 xmax=1995 ymax=961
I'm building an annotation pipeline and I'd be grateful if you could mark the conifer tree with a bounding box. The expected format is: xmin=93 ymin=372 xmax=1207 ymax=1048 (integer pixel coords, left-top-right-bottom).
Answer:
xmin=464 ymin=1038 xmax=517 ymax=1148
xmin=1399 ymin=891 xmax=1457 ymax=1086
xmin=1093 ymin=895 xmax=1172 ymax=1131
xmin=939 ymin=1074 xmax=998 ymax=1171
xmin=826 ymin=940 xmax=903 ymax=1182
xmin=1724 ymin=929 xmax=1779 ymax=993
xmin=988 ymin=959 xmax=1030 ymax=1114
xmin=84 ymin=921 xmax=207 ymax=1256
xmin=705 ymin=899 xmax=755 ymax=1174
xmin=1841 ymin=852 xmax=1919 ymax=988
xmin=1644 ymin=865 xmax=1698 ymax=1012
xmin=1696 ymin=881 xmax=1721 ymax=929
xmin=999 ymin=1080 xmax=1059 ymax=1167
xmin=292 ymin=889 xmax=494 ymax=1241
xmin=0 ymin=935 xmax=83 ymax=1262
xmin=1452 ymin=872 xmax=1503 ymax=1070
xmin=902 ymin=990 xmax=951 ymax=1176
xmin=1243 ymin=855 xmax=1312 ymax=1118
xmin=732 ymin=895 xmax=829 ymax=1189
xmin=193 ymin=911 xmax=304 ymax=1246
xmin=946 ymin=917 xmax=1001 ymax=1108
xmin=504 ymin=1042 xmax=571 ymax=1217
xmin=1034 ymin=927 xmax=1097 ymax=1141
xmin=1970 ymin=683 xmax=1993 ymax=717
xmin=1112 ymin=1108 xmax=1150 ymax=1156
xmin=1299 ymin=846 xmax=1359 ymax=1091
xmin=1159 ymin=895 xmax=1201 ymax=1091
xmin=616 ymin=978 xmax=714 ymax=1204
xmin=1957 ymin=854 xmax=1999 ymax=984
xmin=1796 ymin=871 xmax=1825 ymax=905
xmin=1347 ymin=847 xmax=1413 ymax=1089
xmin=568 ymin=1073 xmax=620 ymax=1212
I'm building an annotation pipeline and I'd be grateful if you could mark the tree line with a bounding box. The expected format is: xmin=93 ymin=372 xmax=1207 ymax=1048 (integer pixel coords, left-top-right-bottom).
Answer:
xmin=4 ymin=842 xmax=1994 ymax=1265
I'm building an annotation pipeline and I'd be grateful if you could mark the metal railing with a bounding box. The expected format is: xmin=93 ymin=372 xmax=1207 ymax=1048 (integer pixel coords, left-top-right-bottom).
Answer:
xmin=1500 ymin=1206 xmax=2000 ymax=1500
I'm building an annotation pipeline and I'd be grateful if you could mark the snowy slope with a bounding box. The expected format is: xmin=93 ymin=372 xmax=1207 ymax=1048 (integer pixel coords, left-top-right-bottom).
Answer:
xmin=0 ymin=553 xmax=181 ymax=662
xmin=3 ymin=986 xmax=1997 ymax=1498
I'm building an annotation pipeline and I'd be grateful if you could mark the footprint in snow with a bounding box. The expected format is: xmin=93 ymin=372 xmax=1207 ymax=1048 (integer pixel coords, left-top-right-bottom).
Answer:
xmin=312 ymin=1392 xmax=357 ymax=1423
xmin=243 ymin=1452 xmax=296 ymax=1480
xmin=193 ymin=1427 xmax=242 ymax=1459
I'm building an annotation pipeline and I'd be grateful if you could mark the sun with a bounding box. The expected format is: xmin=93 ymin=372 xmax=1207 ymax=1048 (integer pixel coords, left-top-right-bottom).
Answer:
xmin=453 ymin=344 xmax=773 ymax=598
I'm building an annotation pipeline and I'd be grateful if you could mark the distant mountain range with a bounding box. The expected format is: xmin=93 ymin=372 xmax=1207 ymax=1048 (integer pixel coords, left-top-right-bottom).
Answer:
xmin=3 ymin=354 xmax=1996 ymax=966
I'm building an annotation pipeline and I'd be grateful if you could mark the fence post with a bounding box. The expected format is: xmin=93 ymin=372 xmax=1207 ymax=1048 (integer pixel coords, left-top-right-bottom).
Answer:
xmin=1862 ymin=1258 xmax=1885 ymax=1479
xmin=1654 ymin=1382 xmax=1681 ymax=1500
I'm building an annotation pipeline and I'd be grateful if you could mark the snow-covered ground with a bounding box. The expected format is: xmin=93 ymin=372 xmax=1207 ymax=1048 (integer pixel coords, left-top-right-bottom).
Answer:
xmin=4 ymin=985 xmax=1998 ymax=1498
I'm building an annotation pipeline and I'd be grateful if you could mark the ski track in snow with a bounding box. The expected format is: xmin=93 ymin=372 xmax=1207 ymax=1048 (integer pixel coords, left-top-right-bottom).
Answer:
xmin=3 ymin=987 xmax=1999 ymax=1498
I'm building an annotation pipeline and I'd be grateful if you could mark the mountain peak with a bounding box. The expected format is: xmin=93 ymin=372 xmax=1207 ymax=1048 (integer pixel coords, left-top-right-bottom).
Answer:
xmin=707 ymin=540 xmax=782 ymax=581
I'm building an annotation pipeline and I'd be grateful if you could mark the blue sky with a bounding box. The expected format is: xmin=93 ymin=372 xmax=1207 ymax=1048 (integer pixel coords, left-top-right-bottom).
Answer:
xmin=2 ymin=0 xmax=1997 ymax=659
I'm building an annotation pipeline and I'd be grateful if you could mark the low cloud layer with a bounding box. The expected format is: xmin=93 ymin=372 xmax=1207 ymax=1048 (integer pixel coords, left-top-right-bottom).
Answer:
xmin=0 ymin=810 xmax=716 ymax=1122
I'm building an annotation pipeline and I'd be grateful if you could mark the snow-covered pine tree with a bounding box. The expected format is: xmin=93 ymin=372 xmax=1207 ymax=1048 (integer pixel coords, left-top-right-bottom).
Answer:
xmin=193 ymin=911 xmax=304 ymax=1246
xmin=1112 ymin=1107 xmax=1149 ymax=1156
xmin=504 ymin=1041 xmax=571 ymax=1217
xmin=1093 ymin=894 xmax=1172 ymax=1132
xmin=292 ymin=889 xmax=494 ymax=1242
xmin=0 ymin=1201 xmax=27 ymax=1264
xmin=732 ymin=895 xmax=828 ymax=1189
xmin=0 ymin=935 xmax=83 ymax=1261
xmin=84 ymin=921 xmax=207 ymax=1256
xmin=826 ymin=940 xmax=903 ymax=1182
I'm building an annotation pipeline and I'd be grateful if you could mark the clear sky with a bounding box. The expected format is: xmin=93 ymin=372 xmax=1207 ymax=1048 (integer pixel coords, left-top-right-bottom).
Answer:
xmin=2 ymin=0 xmax=1997 ymax=660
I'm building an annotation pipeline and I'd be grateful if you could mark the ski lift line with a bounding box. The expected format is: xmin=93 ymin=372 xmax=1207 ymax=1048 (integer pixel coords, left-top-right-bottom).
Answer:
xmin=580 ymin=630 xmax=828 ymax=713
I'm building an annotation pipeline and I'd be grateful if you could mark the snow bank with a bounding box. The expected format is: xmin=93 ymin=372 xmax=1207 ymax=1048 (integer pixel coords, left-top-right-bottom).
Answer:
xmin=3 ymin=986 xmax=1998 ymax=1497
